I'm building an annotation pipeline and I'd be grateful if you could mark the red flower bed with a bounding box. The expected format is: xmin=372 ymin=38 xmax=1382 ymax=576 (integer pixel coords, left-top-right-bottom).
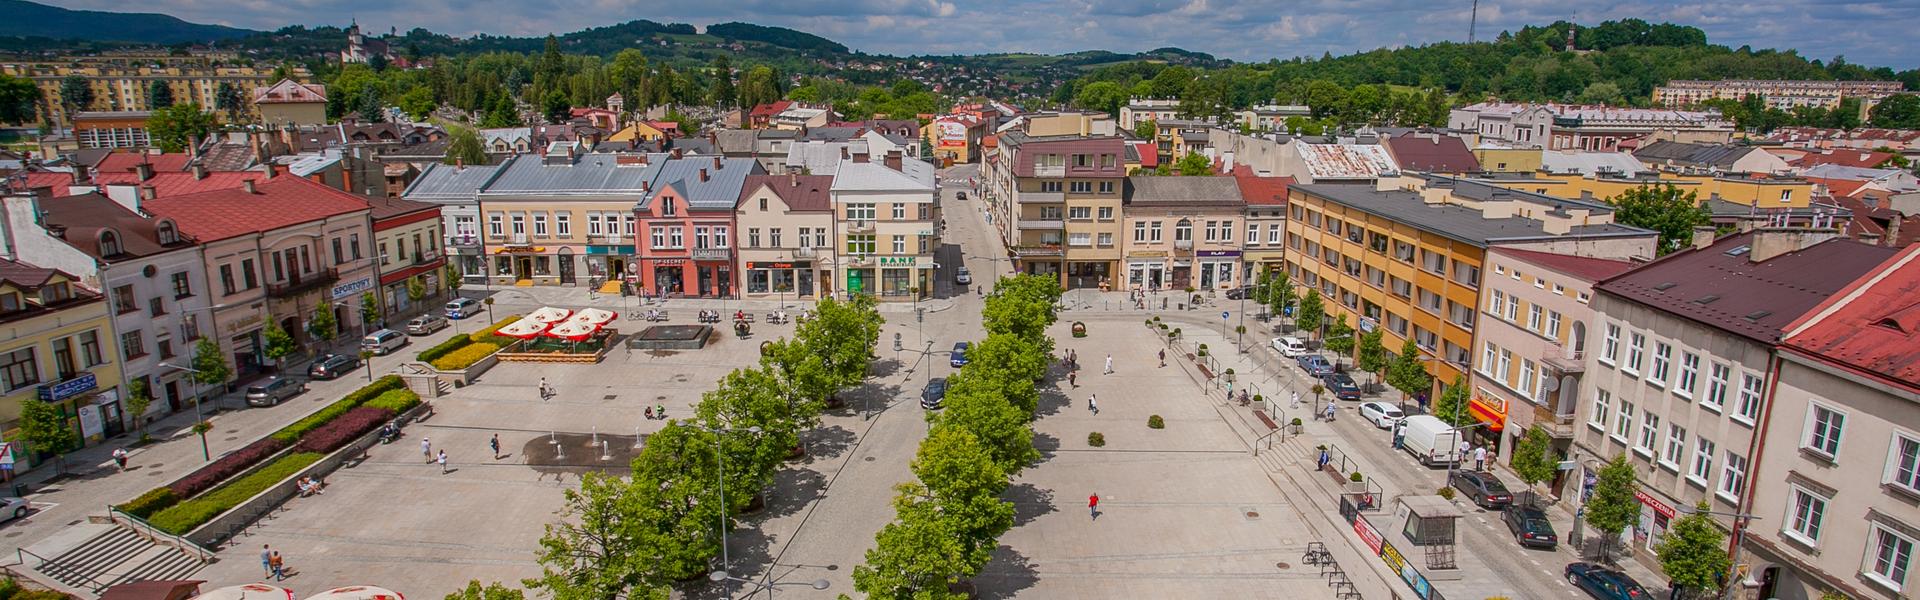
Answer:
xmin=169 ymin=437 xmax=287 ymax=498
xmin=294 ymin=406 xmax=395 ymax=454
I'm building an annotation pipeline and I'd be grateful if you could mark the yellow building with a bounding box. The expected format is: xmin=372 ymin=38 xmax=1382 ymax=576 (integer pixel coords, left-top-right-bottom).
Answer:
xmin=1475 ymin=171 xmax=1814 ymax=209
xmin=4 ymin=61 xmax=304 ymax=126
xmin=609 ymin=121 xmax=670 ymax=143
xmin=1282 ymin=176 xmax=1656 ymax=400
xmin=0 ymin=259 xmax=125 ymax=469
xmin=1472 ymin=147 xmax=1544 ymax=173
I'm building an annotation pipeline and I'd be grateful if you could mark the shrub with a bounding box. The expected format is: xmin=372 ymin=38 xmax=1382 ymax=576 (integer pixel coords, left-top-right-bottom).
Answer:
xmin=431 ymin=342 xmax=500 ymax=370
xmin=471 ymin=315 xmax=523 ymax=346
xmin=1436 ymin=486 xmax=1456 ymax=500
xmin=117 ymin=487 xmax=178 ymax=519
xmin=295 ymin=406 xmax=395 ymax=454
xmin=149 ymin=452 xmax=323 ymax=535
xmin=0 ymin=577 xmax=70 ymax=600
xmin=1350 ymin=471 xmax=1365 ymax=483
xmin=168 ymin=437 xmax=287 ymax=498
xmin=417 ymin=335 xmax=474 ymax=363
xmin=1087 ymin=432 xmax=1106 ymax=447
xmin=1291 ymin=418 xmax=1304 ymax=427
xmin=364 ymin=389 xmax=421 ymax=413
xmin=270 ymin=376 xmax=407 ymax=444
xmin=1197 ymin=348 xmax=1208 ymax=357
xmin=1147 ymin=415 xmax=1165 ymax=429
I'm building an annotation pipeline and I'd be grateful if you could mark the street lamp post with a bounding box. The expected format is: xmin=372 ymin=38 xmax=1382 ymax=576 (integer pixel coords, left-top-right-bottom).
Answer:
xmin=701 ymin=424 xmax=762 ymax=589
xmin=157 ymin=362 xmax=209 ymax=461
xmin=708 ymin=571 xmax=829 ymax=599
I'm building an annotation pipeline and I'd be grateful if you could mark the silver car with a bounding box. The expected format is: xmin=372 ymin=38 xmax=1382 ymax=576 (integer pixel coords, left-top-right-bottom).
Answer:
xmin=245 ymin=377 xmax=307 ymax=407
xmin=405 ymin=314 xmax=449 ymax=335
xmin=0 ymin=497 xmax=29 ymax=523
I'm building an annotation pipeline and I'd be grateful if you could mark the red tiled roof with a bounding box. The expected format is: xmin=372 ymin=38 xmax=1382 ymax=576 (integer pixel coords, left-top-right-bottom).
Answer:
xmin=1231 ymin=164 xmax=1292 ymax=206
xmin=252 ymin=80 xmax=327 ymax=104
xmin=1829 ymin=194 xmax=1889 ymax=240
xmin=1132 ymin=141 xmax=1158 ymax=168
xmin=1491 ymin=247 xmax=1636 ymax=283
xmin=1809 ymin=177 xmax=1869 ymax=199
xmin=1596 ymin=232 xmax=1898 ymax=343
xmin=740 ymin=174 xmax=834 ymax=212
xmin=1782 ymin=245 xmax=1920 ymax=392
xmin=144 ymin=176 xmax=371 ymax=242
xmin=1791 ymin=150 xmax=1895 ymax=169
xmin=1382 ymin=134 xmax=1481 ymax=173
xmin=93 ymin=171 xmax=266 ymax=197
xmin=749 ymin=101 xmax=793 ymax=117
xmin=94 ymin=152 xmax=191 ymax=174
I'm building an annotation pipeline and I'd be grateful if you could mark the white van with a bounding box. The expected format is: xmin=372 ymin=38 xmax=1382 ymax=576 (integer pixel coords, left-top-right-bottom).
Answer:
xmin=1399 ymin=415 xmax=1464 ymax=467
xmin=1270 ymin=336 xmax=1308 ymax=357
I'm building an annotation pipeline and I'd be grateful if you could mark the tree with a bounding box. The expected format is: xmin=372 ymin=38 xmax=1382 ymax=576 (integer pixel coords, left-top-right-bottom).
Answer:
xmin=214 ymin=82 xmax=246 ymax=123
xmin=1175 ymin=152 xmax=1214 ymax=176
xmin=695 ymin=366 xmax=804 ymax=508
xmin=1870 ymin=94 xmax=1920 ymax=129
xmin=0 ymin=74 xmax=37 ymax=125
xmin=481 ymin=94 xmax=521 ymax=128
xmin=1509 ymin=426 xmax=1559 ymax=503
xmin=444 ymin=127 xmax=488 ymax=166
xmin=1657 ymin=503 xmax=1732 ymax=599
xmin=358 ymin=86 xmax=386 ymax=122
xmin=761 ymin=338 xmax=841 ymax=410
xmin=1294 ymin=289 xmax=1325 ymax=337
xmin=1584 ymin=454 xmax=1641 ymax=561
xmin=621 ymin=422 xmax=726 ymax=584
xmin=738 ymin=65 xmax=783 ymax=109
xmin=935 ymin=370 xmax=1039 ymax=475
xmin=125 ymin=378 xmax=154 ymax=438
xmin=59 ymin=75 xmax=93 ymax=118
xmin=1385 ymin=338 xmax=1433 ymax=405
xmin=1134 ymin=118 xmax=1157 ymax=140
xmin=446 ymin=264 xmax=463 ymax=293
xmin=147 ymin=80 xmax=175 ymax=109
xmin=262 ymin=318 xmax=297 ymax=370
xmin=526 ymin=471 xmax=650 ymax=600
xmin=905 ymin=427 xmax=1013 ymax=573
xmin=1322 ymin=315 xmax=1354 ymax=366
xmin=1073 ymin=81 xmax=1128 ymax=117
xmin=707 ymin=55 xmax=736 ymax=109
xmin=408 ymin=275 xmax=431 ymax=306
xmin=367 ymin=53 xmax=389 ymax=74
xmin=852 ymin=489 xmax=972 ymax=600
xmin=1610 ymin=184 xmax=1708 ymax=256
xmin=400 ymin=87 xmax=437 ymax=121
xmin=793 ymin=295 xmax=882 ymax=394
xmin=308 ymin=299 xmax=339 ymax=345
xmin=1268 ymin=271 xmax=1296 ymax=328
xmin=543 ymin=90 xmax=571 ymax=124
xmin=1355 ymin=329 xmax=1388 ymax=388
xmin=361 ymin=292 xmax=383 ymax=330
xmin=189 ymin=337 xmax=231 ymax=389
xmin=1432 ymin=375 xmax=1470 ymax=427
xmin=18 ymin=398 xmax=77 ymax=473
xmin=145 ymin=104 xmax=216 ymax=153
xmin=444 ymin=581 xmax=526 ymax=600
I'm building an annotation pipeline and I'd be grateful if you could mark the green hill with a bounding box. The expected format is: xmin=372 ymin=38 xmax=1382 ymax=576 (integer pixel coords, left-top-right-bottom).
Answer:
xmin=0 ymin=0 xmax=255 ymax=44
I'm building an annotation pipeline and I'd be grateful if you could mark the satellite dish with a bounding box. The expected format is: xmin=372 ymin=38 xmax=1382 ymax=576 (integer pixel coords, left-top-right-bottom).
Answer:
xmin=1543 ymin=378 xmax=1562 ymax=392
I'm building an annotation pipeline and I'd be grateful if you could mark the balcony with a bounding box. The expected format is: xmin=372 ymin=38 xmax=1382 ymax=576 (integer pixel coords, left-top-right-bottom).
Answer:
xmin=1013 ymin=244 xmax=1064 ymax=257
xmin=446 ymin=234 xmax=482 ymax=248
xmin=410 ymin=253 xmax=440 ymax=266
xmin=1034 ymin=165 xmax=1066 ymax=178
xmin=846 ymin=220 xmax=875 ymax=233
xmin=1020 ymin=191 xmax=1065 ymax=204
xmin=506 ymin=233 xmax=531 ymax=246
xmin=795 ymin=247 xmax=817 ymax=258
xmin=587 ymin=234 xmax=628 ymax=245
xmin=267 ymin=267 xmax=339 ymax=299
xmin=1173 ymin=239 xmax=1194 ymax=251
xmin=1535 ymin=404 xmax=1577 ymax=439
xmin=1543 ymin=346 xmax=1585 ymax=373
xmin=1017 ymin=219 xmax=1065 ymax=230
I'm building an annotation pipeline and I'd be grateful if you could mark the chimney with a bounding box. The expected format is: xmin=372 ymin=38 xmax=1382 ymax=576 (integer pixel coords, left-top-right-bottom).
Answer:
xmin=884 ymin=149 xmax=902 ymax=172
xmin=852 ymin=151 xmax=869 ymax=164
xmin=642 ymin=180 xmax=650 ymax=193
xmin=1888 ymin=213 xmax=1905 ymax=248
xmin=1748 ymin=227 xmax=1842 ymax=263
xmin=191 ymin=164 xmax=208 ymax=180
xmin=672 ymin=148 xmax=683 ymax=159
xmin=1691 ymin=225 xmax=1718 ymax=250
xmin=139 ymin=184 xmax=157 ymax=203
xmin=242 ymin=179 xmax=257 ymax=194
xmin=456 ymin=157 xmax=465 ymax=170
xmin=134 ymin=161 xmax=155 ymax=182
xmin=789 ymin=172 xmax=797 ymax=187
xmin=699 ymin=168 xmax=709 ymax=182
xmin=840 ymin=147 xmax=850 ymax=160
xmin=70 ymin=165 xmax=90 ymax=185
xmin=712 ymin=156 xmax=722 ymax=170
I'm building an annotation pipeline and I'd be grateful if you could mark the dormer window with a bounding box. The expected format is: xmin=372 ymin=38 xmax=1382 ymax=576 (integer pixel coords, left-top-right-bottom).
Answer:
xmin=662 ymin=200 xmax=676 ymax=217
xmin=39 ymin=282 xmax=71 ymax=305
xmin=0 ymin=292 xmax=20 ymax=313
xmin=156 ymin=220 xmax=179 ymax=245
xmin=99 ymin=230 xmax=123 ymax=257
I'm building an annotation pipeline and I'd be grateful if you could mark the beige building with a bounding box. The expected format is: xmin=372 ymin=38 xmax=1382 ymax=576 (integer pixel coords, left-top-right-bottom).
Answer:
xmin=5 ymin=61 xmax=301 ymax=126
xmin=1121 ymin=177 xmax=1245 ymax=292
xmin=1739 ymin=245 xmax=1920 ymax=600
xmin=987 ymin=129 xmax=1127 ymax=289
xmin=736 ymin=174 xmax=835 ymax=300
xmin=0 ymin=259 xmax=124 ymax=462
xmin=1653 ymin=79 xmax=1906 ymax=112
xmin=831 ymin=152 xmax=938 ymax=300
xmin=253 ymin=79 xmax=328 ymax=128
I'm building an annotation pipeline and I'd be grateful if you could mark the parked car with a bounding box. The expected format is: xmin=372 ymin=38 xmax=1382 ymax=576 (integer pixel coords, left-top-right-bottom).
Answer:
xmin=1399 ymin=415 xmax=1464 ymax=466
xmin=445 ymin=297 xmax=481 ymax=320
xmin=307 ymin=353 xmax=361 ymax=380
xmin=1502 ymin=505 xmax=1559 ymax=549
xmin=1321 ymin=372 xmax=1361 ymax=400
xmin=361 ymin=329 xmax=408 ymax=355
xmin=950 ymin=342 xmax=971 ymax=368
xmin=1449 ymin=469 xmax=1513 ymax=509
xmin=1295 ymin=354 xmax=1334 ymax=376
xmin=1564 ymin=562 xmax=1651 ymax=600
xmin=1271 ymin=336 xmax=1308 ymax=357
xmin=955 ymin=267 xmax=972 ymax=285
xmin=0 ymin=497 xmax=30 ymax=522
xmin=956 ymin=191 xmax=968 ymax=201
xmin=1223 ymin=286 xmax=1255 ymax=300
xmin=922 ymin=378 xmax=948 ymax=410
xmin=1358 ymin=402 xmax=1404 ymax=429
xmin=405 ymin=314 xmax=449 ymax=335
xmin=245 ymin=377 xmax=307 ymax=407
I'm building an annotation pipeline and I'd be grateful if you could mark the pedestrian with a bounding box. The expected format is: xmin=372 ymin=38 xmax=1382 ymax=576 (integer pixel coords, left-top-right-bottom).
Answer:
xmin=1474 ymin=445 xmax=1488 ymax=471
xmin=438 ymin=450 xmax=449 ymax=474
xmin=1458 ymin=439 xmax=1471 ymax=465
xmin=490 ymin=434 xmax=500 ymax=459
xmin=1158 ymin=349 xmax=1166 ymax=368
xmin=111 ymin=447 xmax=129 ymax=471
xmin=1068 ymin=371 xmax=1077 ymax=388
xmin=1104 ymin=354 xmax=1114 ymax=374
xmin=422 ymin=437 xmax=432 ymax=463
xmin=1392 ymin=421 xmax=1405 ymax=449
xmin=539 ymin=377 xmax=550 ymax=401
xmin=269 ymin=550 xmax=285 ymax=581
xmin=1088 ymin=394 xmax=1098 ymax=414
xmin=1323 ymin=402 xmax=1335 ymax=422
xmin=260 ymin=544 xmax=273 ymax=578
xmin=1290 ymin=391 xmax=1300 ymax=409
xmin=1088 ymin=493 xmax=1100 ymax=520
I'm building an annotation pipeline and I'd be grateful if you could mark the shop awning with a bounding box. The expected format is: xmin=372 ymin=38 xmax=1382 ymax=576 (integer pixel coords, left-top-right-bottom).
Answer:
xmin=1467 ymin=398 xmax=1506 ymax=433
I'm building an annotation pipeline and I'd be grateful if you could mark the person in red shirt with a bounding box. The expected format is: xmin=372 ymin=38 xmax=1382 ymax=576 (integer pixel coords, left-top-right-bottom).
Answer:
xmin=1088 ymin=493 xmax=1099 ymax=520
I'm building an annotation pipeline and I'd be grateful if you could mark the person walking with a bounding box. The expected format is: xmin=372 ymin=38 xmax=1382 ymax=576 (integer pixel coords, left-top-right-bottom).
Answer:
xmin=438 ymin=450 xmax=449 ymax=474
xmin=1473 ymin=445 xmax=1488 ymax=471
xmin=1457 ymin=439 xmax=1471 ymax=465
xmin=1088 ymin=493 xmax=1100 ymax=520
xmin=1158 ymin=349 xmax=1166 ymax=368
xmin=260 ymin=544 xmax=273 ymax=578
xmin=1290 ymin=391 xmax=1301 ymax=410
xmin=1104 ymin=354 xmax=1114 ymax=374
xmin=421 ymin=437 xmax=432 ymax=463
xmin=539 ymin=377 xmax=550 ymax=401
xmin=269 ymin=550 xmax=285 ymax=581
xmin=1068 ymin=371 xmax=1077 ymax=388
xmin=1088 ymin=394 xmax=1098 ymax=414
xmin=490 ymin=434 xmax=501 ymax=460
xmin=1323 ymin=402 xmax=1335 ymax=422
xmin=111 ymin=447 xmax=129 ymax=471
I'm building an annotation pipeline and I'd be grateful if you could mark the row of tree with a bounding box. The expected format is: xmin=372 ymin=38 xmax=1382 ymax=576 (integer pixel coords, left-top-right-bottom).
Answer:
xmin=853 ymin=274 xmax=1062 ymax=598
xmin=524 ymin=294 xmax=881 ymax=599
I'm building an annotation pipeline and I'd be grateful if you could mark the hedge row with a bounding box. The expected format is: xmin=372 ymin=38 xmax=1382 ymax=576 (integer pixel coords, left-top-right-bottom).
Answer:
xmin=168 ymin=437 xmax=286 ymax=498
xmin=471 ymin=315 xmax=522 ymax=346
xmin=417 ymin=335 xmax=475 ymax=364
xmin=365 ymin=389 xmax=421 ymax=413
xmin=431 ymin=342 xmax=500 ymax=371
xmin=148 ymin=452 xmax=323 ymax=535
xmin=118 ymin=487 xmax=179 ymax=520
xmin=293 ymin=406 xmax=394 ymax=454
xmin=269 ymin=375 xmax=407 ymax=444
xmin=0 ymin=576 xmax=72 ymax=600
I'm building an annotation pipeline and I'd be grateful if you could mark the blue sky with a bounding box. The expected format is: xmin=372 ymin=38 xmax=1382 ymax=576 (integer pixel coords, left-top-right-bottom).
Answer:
xmin=46 ymin=0 xmax=1920 ymax=69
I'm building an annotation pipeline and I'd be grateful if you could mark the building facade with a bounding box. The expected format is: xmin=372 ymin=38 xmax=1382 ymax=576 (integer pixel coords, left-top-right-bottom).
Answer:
xmin=1119 ymin=177 xmax=1245 ymax=292
xmin=252 ymin=79 xmax=329 ymax=128
xmin=1653 ymin=80 xmax=1907 ymax=112
xmin=634 ymin=156 xmax=762 ymax=297
xmin=72 ymin=112 xmax=154 ymax=150
xmin=0 ymin=260 xmax=123 ymax=467
xmin=475 ymin=148 xmax=657 ymax=287
xmin=989 ymin=131 xmax=1127 ymax=288
xmin=1233 ymin=167 xmax=1292 ymax=282
xmin=6 ymin=60 xmax=298 ymax=126
xmin=400 ymin=160 xmax=510 ymax=287
xmin=368 ymin=197 xmax=446 ymax=319
xmin=1450 ymin=103 xmax=1735 ymax=151
xmin=736 ymin=174 xmax=835 ymax=300
xmin=831 ymin=151 xmax=937 ymax=300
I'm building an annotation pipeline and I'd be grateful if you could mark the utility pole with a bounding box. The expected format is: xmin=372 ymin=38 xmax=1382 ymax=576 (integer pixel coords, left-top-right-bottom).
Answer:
xmin=1469 ymin=0 xmax=1480 ymax=43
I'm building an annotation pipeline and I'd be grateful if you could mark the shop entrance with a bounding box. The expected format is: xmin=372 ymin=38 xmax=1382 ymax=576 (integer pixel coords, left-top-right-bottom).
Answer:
xmin=514 ymin=257 xmax=533 ymax=281
xmin=559 ymin=250 xmax=576 ymax=284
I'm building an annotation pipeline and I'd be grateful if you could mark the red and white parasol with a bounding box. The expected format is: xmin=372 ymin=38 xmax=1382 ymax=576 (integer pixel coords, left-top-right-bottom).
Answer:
xmin=567 ymin=308 xmax=617 ymax=326
xmin=303 ymin=587 xmax=403 ymax=600
xmin=192 ymin=584 xmax=294 ymax=600
xmin=545 ymin=320 xmax=601 ymax=341
xmin=526 ymin=306 xmax=574 ymax=323
xmin=493 ymin=319 xmax=551 ymax=339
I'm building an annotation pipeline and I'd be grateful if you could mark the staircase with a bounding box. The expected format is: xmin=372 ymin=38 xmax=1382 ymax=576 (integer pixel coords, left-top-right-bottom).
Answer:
xmin=29 ymin=527 xmax=206 ymax=595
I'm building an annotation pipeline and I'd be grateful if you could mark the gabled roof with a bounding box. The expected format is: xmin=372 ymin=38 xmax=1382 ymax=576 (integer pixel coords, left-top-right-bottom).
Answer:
xmin=1382 ymin=134 xmax=1480 ymax=173
xmin=365 ymin=195 xmax=440 ymax=221
xmin=1802 ymin=163 xmax=1910 ymax=183
xmin=750 ymin=101 xmax=794 ymax=118
xmin=93 ymin=171 xmax=267 ymax=197
xmin=1230 ymin=165 xmax=1292 ymax=206
xmin=1126 ymin=176 xmax=1246 ymax=207
xmin=1297 ymin=143 xmax=1398 ymax=180
xmin=94 ymin=152 xmax=190 ymax=174
xmin=831 ymin=157 xmax=935 ymax=192
xmin=1632 ymin=141 xmax=1758 ymax=171
xmin=1782 ymin=245 xmax=1920 ymax=392
xmin=39 ymin=192 xmax=195 ymax=260
xmin=1540 ymin=151 xmax=1647 ymax=176
xmin=1790 ymin=150 xmax=1895 ymax=170
xmin=145 ymin=176 xmax=373 ymax=242
xmin=402 ymin=158 xmax=513 ymax=202
xmin=479 ymin=153 xmax=666 ymax=196
xmin=1595 ymin=232 xmax=1897 ymax=343
xmin=740 ymin=174 xmax=833 ymax=212
xmin=1489 ymin=247 xmax=1634 ymax=283
xmin=252 ymin=79 xmax=327 ymax=104
xmin=641 ymin=157 xmax=764 ymax=211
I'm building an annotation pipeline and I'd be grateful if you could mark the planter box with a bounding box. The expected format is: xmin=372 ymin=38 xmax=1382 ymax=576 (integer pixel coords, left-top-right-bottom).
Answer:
xmin=432 ymin=351 xmax=500 ymax=386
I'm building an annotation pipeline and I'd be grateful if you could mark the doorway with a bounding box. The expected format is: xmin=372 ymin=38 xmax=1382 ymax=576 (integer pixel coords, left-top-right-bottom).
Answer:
xmin=559 ymin=250 xmax=576 ymax=284
xmin=514 ymin=257 xmax=533 ymax=281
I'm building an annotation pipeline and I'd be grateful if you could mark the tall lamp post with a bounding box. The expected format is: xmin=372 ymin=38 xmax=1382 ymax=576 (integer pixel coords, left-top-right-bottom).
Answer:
xmin=701 ymin=424 xmax=762 ymax=591
xmin=709 ymin=571 xmax=829 ymax=599
xmin=156 ymin=362 xmax=210 ymax=461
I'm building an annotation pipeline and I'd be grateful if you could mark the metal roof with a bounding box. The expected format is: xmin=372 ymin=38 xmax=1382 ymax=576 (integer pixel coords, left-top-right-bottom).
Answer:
xmin=478 ymin=153 xmax=666 ymax=196
xmin=403 ymin=158 xmax=513 ymax=202
xmin=1293 ymin=183 xmax=1650 ymax=248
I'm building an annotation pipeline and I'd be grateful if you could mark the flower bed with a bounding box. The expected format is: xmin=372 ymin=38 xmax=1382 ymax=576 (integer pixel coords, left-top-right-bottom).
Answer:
xmin=417 ymin=335 xmax=475 ymax=363
xmin=293 ymin=406 xmax=395 ymax=454
xmin=364 ymin=389 xmax=421 ymax=413
xmin=118 ymin=487 xmax=179 ymax=519
xmin=148 ymin=452 xmax=323 ymax=535
xmin=431 ymin=342 xmax=500 ymax=371
xmin=270 ymin=375 xmax=406 ymax=444
xmin=167 ymin=437 xmax=287 ymax=498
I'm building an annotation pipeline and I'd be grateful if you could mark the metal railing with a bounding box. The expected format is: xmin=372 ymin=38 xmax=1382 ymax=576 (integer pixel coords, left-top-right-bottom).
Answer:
xmin=108 ymin=506 xmax=217 ymax=563
xmin=266 ymin=267 xmax=338 ymax=299
xmin=16 ymin=547 xmax=112 ymax=593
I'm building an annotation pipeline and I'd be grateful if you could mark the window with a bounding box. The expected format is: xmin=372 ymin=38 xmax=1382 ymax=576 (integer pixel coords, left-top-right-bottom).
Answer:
xmin=1719 ymin=451 xmax=1746 ymax=500
xmin=1690 ymin=437 xmax=1716 ymax=484
xmin=1174 ymin=221 xmax=1191 ymax=242
xmin=332 ymin=237 xmax=344 ymax=264
xmin=1625 ymin=332 xmax=1646 ymax=375
xmin=1638 ymin=411 xmax=1661 ymax=456
xmin=1132 ymin=221 xmax=1147 ymax=242
xmin=1390 ymin=276 xmax=1411 ymax=299
xmin=893 ymin=203 xmax=906 ymax=219
xmin=241 ymin=259 xmax=257 ymax=289
xmin=1520 ymin=359 xmax=1536 ymax=397
xmin=1590 ymin=389 xmax=1611 ymax=429
xmin=893 ymin=235 xmax=906 ymax=253
xmin=748 ymin=228 xmax=761 ymax=248
xmin=1867 ymin=525 xmax=1914 ymax=591
xmin=171 ymin=272 xmax=192 ymax=298
xmin=1663 ymin=425 xmax=1687 ymax=471
xmin=1069 ymin=206 xmax=1090 ymax=220
xmin=1497 ymin=349 xmax=1513 ymax=382
xmin=121 ymin=330 xmax=145 ymax=359
xmin=1650 ymin=341 xmax=1671 ymax=386
xmin=1099 ymin=181 xmax=1115 ymax=194
xmin=1269 ymin=225 xmax=1282 ymax=244
xmin=1487 ymin=289 xmax=1505 ymax=314
xmin=756 ymin=228 xmax=768 ymax=248
xmin=1889 ymin=434 xmax=1920 ymax=494
xmin=1601 ymin=323 xmax=1620 ymax=365
xmin=649 ymin=226 xmax=666 ymax=249
xmin=1546 ymin=311 xmax=1561 ymax=339
xmin=1676 ymin=352 xmax=1700 ymax=399
xmin=1481 ymin=342 xmax=1498 ymax=376
xmin=1806 ymin=404 xmax=1846 ymax=459
xmin=669 ymin=227 xmax=683 ymax=248
xmin=1528 ymin=304 xmax=1543 ymax=333
xmin=1784 ymin=486 xmax=1827 ymax=545
xmin=1098 ymin=206 xmax=1113 ymax=220
xmin=1040 ymin=181 xmax=1062 ymax=193
xmin=157 ymin=337 xmax=174 ymax=359
xmin=846 ymin=203 xmax=876 ymax=221
xmin=148 ymin=297 xmax=165 ymax=317
xmin=623 ymin=215 xmax=636 ymax=236
xmin=661 ymin=200 xmax=675 ymax=217
xmin=1702 ymin=362 xmax=1731 ymax=411
xmin=0 ymin=348 xmax=35 ymax=391
xmin=694 ymin=227 xmax=710 ymax=249
xmin=1613 ymin=399 xmax=1635 ymax=441
xmin=1418 ymin=288 xmax=1442 ymax=313
xmin=99 ymin=231 xmax=121 ymax=256
xmin=219 ymin=265 xmax=236 ymax=294
xmin=846 ymin=234 xmax=875 ymax=255
xmin=1392 ymin=240 xmax=1414 ymax=263
xmin=112 ymin=285 xmax=136 ymax=314
xmin=557 ymin=213 xmax=570 ymax=237
xmin=1578 ymin=291 xmax=1591 ymax=304
xmin=1422 ymin=249 xmax=1445 ymax=274
xmin=1247 ymin=223 xmax=1259 ymax=244
xmin=1069 ymin=181 xmax=1093 ymax=194
xmin=1736 ymin=373 xmax=1763 ymax=424
xmin=1098 ymin=233 xmax=1114 ymax=246
xmin=1505 ymin=295 xmax=1519 ymax=321
xmin=350 ymin=234 xmax=362 ymax=260
xmin=1068 ymin=232 xmax=1091 ymax=247
xmin=511 ymin=213 xmax=525 ymax=236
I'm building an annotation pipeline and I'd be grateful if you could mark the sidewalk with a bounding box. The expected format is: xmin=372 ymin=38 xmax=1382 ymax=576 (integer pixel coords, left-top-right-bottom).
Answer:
xmin=458 ymin=285 xmax=958 ymax=317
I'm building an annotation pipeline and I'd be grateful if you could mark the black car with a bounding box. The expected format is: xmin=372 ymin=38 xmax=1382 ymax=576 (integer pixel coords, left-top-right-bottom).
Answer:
xmin=950 ymin=342 xmax=970 ymax=368
xmin=921 ymin=378 xmax=948 ymax=410
xmin=1448 ymin=469 xmax=1513 ymax=509
xmin=1501 ymin=505 xmax=1559 ymax=549
xmin=1565 ymin=562 xmax=1651 ymax=600
xmin=1223 ymin=286 xmax=1255 ymax=300
xmin=956 ymin=191 xmax=968 ymax=200
xmin=307 ymin=353 xmax=361 ymax=380
xmin=1320 ymin=372 xmax=1362 ymax=400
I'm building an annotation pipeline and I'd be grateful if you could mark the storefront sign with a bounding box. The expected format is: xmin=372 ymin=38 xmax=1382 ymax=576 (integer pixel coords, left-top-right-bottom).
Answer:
xmin=692 ymin=249 xmax=731 ymax=262
xmin=1467 ymin=396 xmax=1507 ymax=432
xmin=586 ymin=245 xmax=635 ymax=255
xmin=331 ymin=277 xmax=375 ymax=300
xmin=1197 ymin=250 xmax=1242 ymax=258
xmin=748 ymin=262 xmax=805 ymax=270
xmin=223 ymin=310 xmax=263 ymax=335
xmin=1359 ymin=316 xmax=1378 ymax=333
xmin=1379 ymin=541 xmax=1433 ymax=599
xmin=77 ymin=404 xmax=103 ymax=439
xmin=1636 ymin=490 xmax=1676 ymax=518
xmin=878 ymin=256 xmax=920 ymax=267
xmin=1352 ymin=513 xmax=1385 ymax=554
xmin=492 ymin=246 xmax=546 ymax=254
xmin=38 ymin=372 xmax=98 ymax=402
xmin=650 ymin=259 xmax=686 ymax=267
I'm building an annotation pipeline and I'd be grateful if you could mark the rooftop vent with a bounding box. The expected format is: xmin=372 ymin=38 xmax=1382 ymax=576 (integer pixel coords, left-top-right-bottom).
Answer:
xmin=1693 ymin=295 xmax=1720 ymax=305
xmin=1743 ymin=310 xmax=1773 ymax=322
xmin=1724 ymin=245 xmax=1752 ymax=257
xmin=1653 ymin=282 xmax=1677 ymax=291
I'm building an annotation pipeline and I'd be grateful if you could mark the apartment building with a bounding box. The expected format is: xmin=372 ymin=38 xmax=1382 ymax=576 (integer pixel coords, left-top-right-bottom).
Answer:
xmin=1574 ymin=230 xmax=1896 ymax=568
xmin=831 ymin=151 xmax=937 ymax=300
xmin=400 ymin=159 xmax=511 ymax=287
xmin=1472 ymin=247 xmax=1634 ymax=488
xmin=988 ymin=130 xmax=1127 ymax=288
xmin=1118 ymin=98 xmax=1181 ymax=131
xmin=1233 ymin=166 xmax=1293 ymax=281
xmin=368 ymin=197 xmax=445 ymax=317
xmin=474 ymin=146 xmax=660 ymax=287
xmin=634 ymin=156 xmax=763 ymax=297
xmin=252 ymin=79 xmax=328 ymax=128
xmin=1121 ymin=177 xmax=1245 ymax=291
xmin=1283 ymin=177 xmax=1656 ymax=408
xmin=736 ymin=174 xmax=836 ymax=300
xmin=5 ymin=61 xmax=299 ymax=126
xmin=1741 ymin=245 xmax=1920 ymax=600
xmin=0 ymin=259 xmax=122 ymax=463
xmin=1448 ymin=103 xmax=1734 ymax=151
xmin=1235 ymin=104 xmax=1313 ymax=133
xmin=1653 ymin=80 xmax=1906 ymax=111
xmin=72 ymin=111 xmax=154 ymax=150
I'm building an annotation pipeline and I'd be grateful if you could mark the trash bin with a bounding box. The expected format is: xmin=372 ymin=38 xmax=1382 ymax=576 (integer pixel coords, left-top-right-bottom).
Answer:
xmin=13 ymin=482 xmax=28 ymax=497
